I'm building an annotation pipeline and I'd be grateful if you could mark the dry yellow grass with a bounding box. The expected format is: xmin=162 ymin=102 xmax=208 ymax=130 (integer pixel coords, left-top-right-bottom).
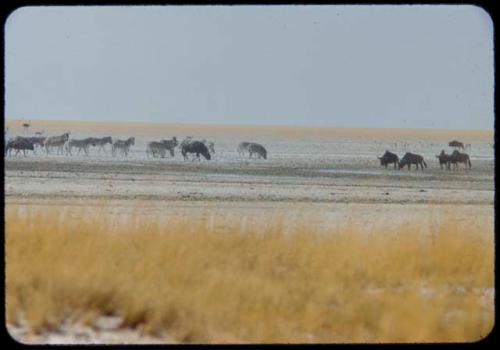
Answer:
xmin=5 ymin=119 xmax=493 ymax=141
xmin=5 ymin=205 xmax=494 ymax=343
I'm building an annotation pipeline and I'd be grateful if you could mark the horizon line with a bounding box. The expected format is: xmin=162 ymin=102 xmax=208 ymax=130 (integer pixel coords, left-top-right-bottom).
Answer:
xmin=4 ymin=117 xmax=494 ymax=133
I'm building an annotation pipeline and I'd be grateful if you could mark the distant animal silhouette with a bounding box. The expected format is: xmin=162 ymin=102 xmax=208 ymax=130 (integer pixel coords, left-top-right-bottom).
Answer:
xmin=449 ymin=140 xmax=465 ymax=150
xmin=44 ymin=133 xmax=70 ymax=155
xmin=66 ymin=138 xmax=96 ymax=156
xmin=112 ymin=137 xmax=135 ymax=157
xmin=248 ymin=143 xmax=267 ymax=159
xmin=181 ymin=141 xmax=211 ymax=161
xmin=399 ymin=152 xmax=427 ymax=171
xmin=6 ymin=137 xmax=35 ymax=156
xmin=449 ymin=150 xmax=471 ymax=170
xmin=378 ymin=151 xmax=399 ymax=169
xmin=89 ymin=136 xmax=113 ymax=154
xmin=436 ymin=150 xmax=452 ymax=170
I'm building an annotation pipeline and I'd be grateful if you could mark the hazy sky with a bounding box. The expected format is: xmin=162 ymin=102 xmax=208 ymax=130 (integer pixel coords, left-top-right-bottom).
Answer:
xmin=4 ymin=5 xmax=494 ymax=130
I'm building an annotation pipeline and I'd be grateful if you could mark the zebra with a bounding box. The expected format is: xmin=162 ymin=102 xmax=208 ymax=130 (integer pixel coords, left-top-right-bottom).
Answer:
xmin=146 ymin=137 xmax=177 ymax=158
xmin=248 ymin=143 xmax=267 ymax=159
xmin=44 ymin=133 xmax=70 ymax=155
xmin=89 ymin=136 xmax=113 ymax=154
xmin=180 ymin=136 xmax=194 ymax=148
xmin=112 ymin=137 xmax=135 ymax=157
xmin=66 ymin=138 xmax=96 ymax=156
xmin=237 ymin=142 xmax=251 ymax=156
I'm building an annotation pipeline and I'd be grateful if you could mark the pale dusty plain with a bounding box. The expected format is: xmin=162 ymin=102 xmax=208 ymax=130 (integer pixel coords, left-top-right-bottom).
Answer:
xmin=5 ymin=120 xmax=495 ymax=343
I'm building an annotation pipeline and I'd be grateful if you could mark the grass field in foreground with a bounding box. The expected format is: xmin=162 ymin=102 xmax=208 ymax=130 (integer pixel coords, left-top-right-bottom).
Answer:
xmin=5 ymin=205 xmax=494 ymax=343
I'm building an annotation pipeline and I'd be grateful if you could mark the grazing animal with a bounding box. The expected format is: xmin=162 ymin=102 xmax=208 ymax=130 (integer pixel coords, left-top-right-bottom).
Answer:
xmin=449 ymin=150 xmax=471 ymax=170
xmin=35 ymin=130 xmax=45 ymax=136
xmin=112 ymin=137 xmax=135 ymax=157
xmin=449 ymin=140 xmax=465 ymax=150
xmin=89 ymin=136 xmax=113 ymax=154
xmin=13 ymin=136 xmax=46 ymax=154
xmin=378 ymin=151 xmax=399 ymax=169
xmin=44 ymin=133 xmax=70 ymax=154
xmin=436 ymin=150 xmax=452 ymax=170
xmin=399 ymin=152 xmax=427 ymax=171
xmin=181 ymin=141 xmax=211 ymax=161
xmin=248 ymin=143 xmax=267 ymax=159
xmin=146 ymin=137 xmax=177 ymax=158
xmin=5 ymin=137 xmax=35 ymax=157
xmin=237 ymin=142 xmax=251 ymax=156
xmin=146 ymin=141 xmax=167 ymax=158
xmin=66 ymin=138 xmax=96 ymax=156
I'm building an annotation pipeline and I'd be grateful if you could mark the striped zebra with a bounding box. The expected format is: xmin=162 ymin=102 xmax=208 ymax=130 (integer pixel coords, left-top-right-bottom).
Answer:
xmin=146 ymin=137 xmax=178 ymax=158
xmin=112 ymin=137 xmax=135 ymax=157
xmin=180 ymin=136 xmax=194 ymax=148
xmin=66 ymin=138 xmax=96 ymax=156
xmin=44 ymin=133 xmax=70 ymax=155
xmin=89 ymin=136 xmax=113 ymax=154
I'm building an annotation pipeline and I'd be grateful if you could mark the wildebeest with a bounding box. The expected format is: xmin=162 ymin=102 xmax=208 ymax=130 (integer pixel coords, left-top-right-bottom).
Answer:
xmin=181 ymin=141 xmax=211 ymax=161
xmin=248 ymin=143 xmax=267 ymax=159
xmin=449 ymin=150 xmax=471 ymax=170
xmin=66 ymin=138 xmax=96 ymax=156
xmin=436 ymin=150 xmax=452 ymax=170
xmin=398 ymin=152 xmax=427 ymax=171
xmin=5 ymin=137 xmax=35 ymax=157
xmin=12 ymin=136 xmax=46 ymax=154
xmin=237 ymin=142 xmax=251 ymax=156
xmin=112 ymin=137 xmax=135 ymax=157
xmin=378 ymin=151 xmax=399 ymax=169
xmin=89 ymin=136 xmax=113 ymax=154
xmin=449 ymin=140 xmax=465 ymax=150
xmin=44 ymin=133 xmax=70 ymax=154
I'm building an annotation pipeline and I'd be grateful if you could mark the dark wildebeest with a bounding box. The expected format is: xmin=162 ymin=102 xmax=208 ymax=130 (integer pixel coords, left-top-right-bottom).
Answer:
xmin=399 ymin=152 xmax=427 ymax=171
xmin=378 ymin=151 xmax=399 ymax=169
xmin=181 ymin=141 xmax=211 ymax=161
xmin=449 ymin=150 xmax=471 ymax=170
xmin=12 ymin=136 xmax=45 ymax=154
xmin=449 ymin=140 xmax=465 ymax=150
xmin=248 ymin=143 xmax=267 ymax=159
xmin=5 ymin=137 xmax=35 ymax=157
xmin=436 ymin=150 xmax=452 ymax=170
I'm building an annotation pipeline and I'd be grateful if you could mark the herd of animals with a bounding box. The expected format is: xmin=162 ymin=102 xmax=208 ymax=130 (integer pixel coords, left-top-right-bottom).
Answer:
xmin=3 ymin=133 xmax=267 ymax=161
xmin=3 ymin=132 xmax=479 ymax=171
